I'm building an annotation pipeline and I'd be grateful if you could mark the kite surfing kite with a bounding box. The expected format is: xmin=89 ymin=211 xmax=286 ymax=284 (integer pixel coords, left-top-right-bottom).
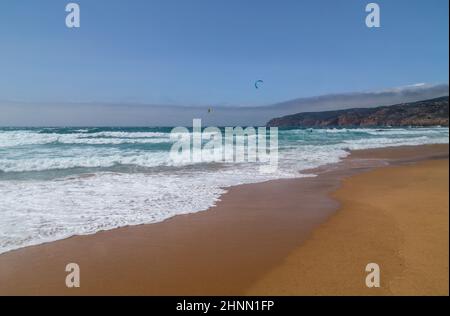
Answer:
xmin=254 ymin=80 xmax=264 ymax=89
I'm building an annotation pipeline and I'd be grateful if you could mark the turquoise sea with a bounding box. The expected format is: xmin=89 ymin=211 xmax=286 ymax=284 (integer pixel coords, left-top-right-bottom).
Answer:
xmin=0 ymin=126 xmax=448 ymax=253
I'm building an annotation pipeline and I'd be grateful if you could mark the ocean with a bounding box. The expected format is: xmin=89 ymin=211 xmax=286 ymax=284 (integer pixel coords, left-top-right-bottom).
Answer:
xmin=0 ymin=126 xmax=448 ymax=254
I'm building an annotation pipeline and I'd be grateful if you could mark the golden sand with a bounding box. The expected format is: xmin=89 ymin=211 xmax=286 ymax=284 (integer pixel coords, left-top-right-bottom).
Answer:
xmin=247 ymin=159 xmax=449 ymax=295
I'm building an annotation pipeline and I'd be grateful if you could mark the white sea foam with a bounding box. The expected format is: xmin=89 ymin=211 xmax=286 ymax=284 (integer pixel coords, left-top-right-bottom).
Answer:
xmin=83 ymin=131 xmax=172 ymax=138
xmin=0 ymin=168 xmax=299 ymax=254
xmin=0 ymin=131 xmax=174 ymax=147
xmin=0 ymin=151 xmax=169 ymax=172
xmin=0 ymin=127 xmax=448 ymax=254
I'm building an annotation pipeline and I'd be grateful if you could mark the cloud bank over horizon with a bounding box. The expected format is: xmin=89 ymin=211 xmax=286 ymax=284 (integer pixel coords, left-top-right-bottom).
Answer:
xmin=1 ymin=83 xmax=448 ymax=127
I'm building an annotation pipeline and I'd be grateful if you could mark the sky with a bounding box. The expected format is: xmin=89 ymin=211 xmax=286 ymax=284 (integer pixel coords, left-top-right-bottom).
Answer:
xmin=2 ymin=83 xmax=448 ymax=126
xmin=0 ymin=0 xmax=448 ymax=107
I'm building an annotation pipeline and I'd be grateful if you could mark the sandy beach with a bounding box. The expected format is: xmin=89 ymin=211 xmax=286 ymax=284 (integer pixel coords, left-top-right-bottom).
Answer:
xmin=247 ymin=157 xmax=449 ymax=295
xmin=0 ymin=144 xmax=448 ymax=296
xmin=2 ymin=0 xmax=448 ymax=299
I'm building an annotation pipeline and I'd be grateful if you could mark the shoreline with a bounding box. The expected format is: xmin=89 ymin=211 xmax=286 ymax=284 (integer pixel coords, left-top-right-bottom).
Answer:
xmin=1 ymin=144 xmax=447 ymax=257
xmin=0 ymin=144 xmax=448 ymax=295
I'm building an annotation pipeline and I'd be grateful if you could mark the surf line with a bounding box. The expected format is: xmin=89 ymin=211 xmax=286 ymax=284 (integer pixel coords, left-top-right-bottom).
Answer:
xmin=169 ymin=119 xmax=279 ymax=173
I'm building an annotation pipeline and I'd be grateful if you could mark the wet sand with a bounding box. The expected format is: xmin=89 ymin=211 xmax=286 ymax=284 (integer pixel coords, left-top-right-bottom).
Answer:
xmin=0 ymin=144 xmax=448 ymax=295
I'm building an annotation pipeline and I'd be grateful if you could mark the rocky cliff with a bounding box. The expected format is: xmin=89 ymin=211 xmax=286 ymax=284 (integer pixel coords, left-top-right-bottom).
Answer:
xmin=267 ymin=96 xmax=449 ymax=128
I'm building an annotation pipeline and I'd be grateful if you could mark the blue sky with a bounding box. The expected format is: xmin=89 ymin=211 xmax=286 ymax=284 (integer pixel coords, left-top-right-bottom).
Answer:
xmin=0 ymin=0 xmax=448 ymax=106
